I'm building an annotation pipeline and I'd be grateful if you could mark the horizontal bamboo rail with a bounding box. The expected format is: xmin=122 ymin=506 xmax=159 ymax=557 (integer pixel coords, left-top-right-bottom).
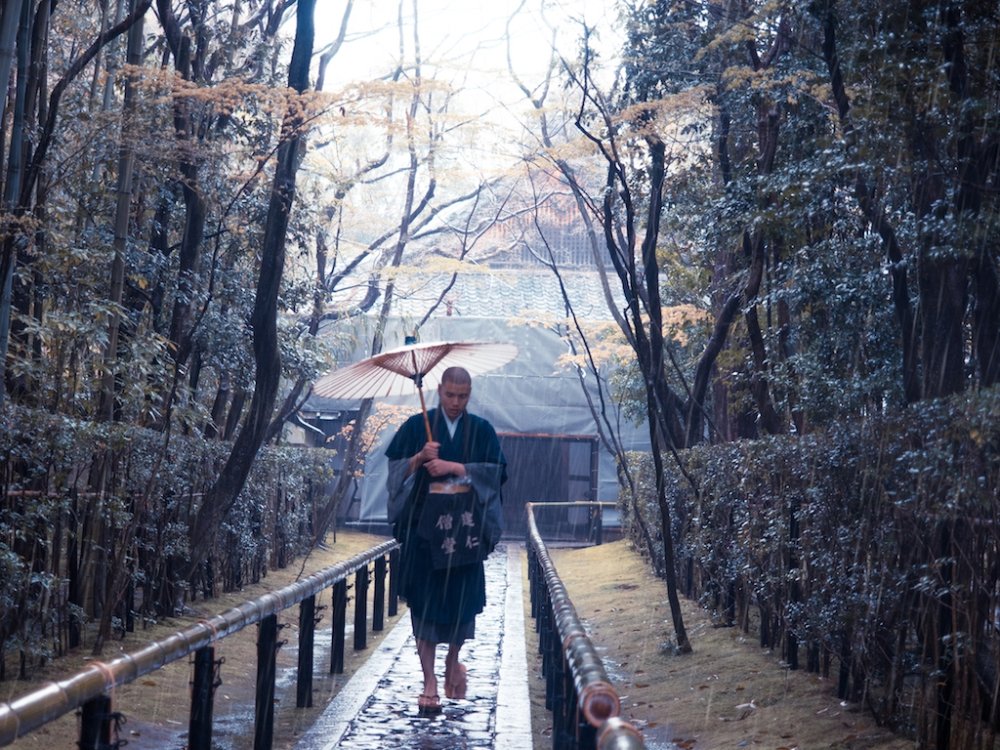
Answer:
xmin=0 ymin=539 xmax=398 ymax=747
xmin=525 ymin=501 xmax=645 ymax=750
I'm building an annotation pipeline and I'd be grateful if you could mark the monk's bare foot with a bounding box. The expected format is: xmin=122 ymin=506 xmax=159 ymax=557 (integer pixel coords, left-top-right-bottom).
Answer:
xmin=417 ymin=692 xmax=441 ymax=715
xmin=444 ymin=662 xmax=467 ymax=699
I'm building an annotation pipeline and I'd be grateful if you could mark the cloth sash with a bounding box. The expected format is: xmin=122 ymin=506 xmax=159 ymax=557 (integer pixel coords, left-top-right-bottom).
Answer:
xmin=387 ymin=461 xmax=505 ymax=569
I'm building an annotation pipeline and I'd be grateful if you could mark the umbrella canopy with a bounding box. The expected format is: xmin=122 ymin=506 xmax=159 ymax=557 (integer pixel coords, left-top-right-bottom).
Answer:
xmin=312 ymin=340 xmax=518 ymax=440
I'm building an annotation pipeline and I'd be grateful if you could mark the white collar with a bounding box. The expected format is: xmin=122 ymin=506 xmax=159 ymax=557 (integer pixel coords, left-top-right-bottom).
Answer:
xmin=442 ymin=412 xmax=462 ymax=438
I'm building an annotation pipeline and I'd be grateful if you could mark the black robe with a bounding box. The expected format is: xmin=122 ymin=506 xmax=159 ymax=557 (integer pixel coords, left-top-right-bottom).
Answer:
xmin=385 ymin=407 xmax=507 ymax=641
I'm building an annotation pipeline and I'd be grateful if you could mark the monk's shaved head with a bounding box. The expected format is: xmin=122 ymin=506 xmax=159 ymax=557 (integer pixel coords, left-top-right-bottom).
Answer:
xmin=440 ymin=366 xmax=471 ymax=386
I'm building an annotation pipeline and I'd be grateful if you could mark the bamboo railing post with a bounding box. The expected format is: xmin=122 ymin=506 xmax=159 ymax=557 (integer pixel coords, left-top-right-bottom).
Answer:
xmin=353 ymin=565 xmax=369 ymax=651
xmin=388 ymin=547 xmax=400 ymax=617
xmin=331 ymin=578 xmax=347 ymax=674
xmin=552 ymin=651 xmax=570 ymax=750
xmin=188 ymin=645 xmax=219 ymax=750
xmin=373 ymin=555 xmax=387 ymax=631
xmin=296 ymin=595 xmax=316 ymax=708
xmin=253 ymin=614 xmax=280 ymax=750
xmin=78 ymin=695 xmax=115 ymax=750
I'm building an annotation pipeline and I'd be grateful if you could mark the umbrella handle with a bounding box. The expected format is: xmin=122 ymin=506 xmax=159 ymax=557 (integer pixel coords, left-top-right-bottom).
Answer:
xmin=417 ymin=386 xmax=433 ymax=443
xmin=410 ymin=349 xmax=434 ymax=443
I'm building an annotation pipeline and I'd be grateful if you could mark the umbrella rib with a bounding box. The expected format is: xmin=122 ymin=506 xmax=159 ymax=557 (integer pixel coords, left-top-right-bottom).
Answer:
xmin=313 ymin=341 xmax=518 ymax=400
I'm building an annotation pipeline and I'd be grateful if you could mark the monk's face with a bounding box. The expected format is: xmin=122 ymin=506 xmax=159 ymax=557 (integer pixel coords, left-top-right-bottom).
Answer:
xmin=438 ymin=380 xmax=471 ymax=420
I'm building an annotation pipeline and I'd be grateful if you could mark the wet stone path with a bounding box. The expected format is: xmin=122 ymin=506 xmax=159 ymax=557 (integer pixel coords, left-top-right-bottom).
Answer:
xmin=295 ymin=544 xmax=533 ymax=750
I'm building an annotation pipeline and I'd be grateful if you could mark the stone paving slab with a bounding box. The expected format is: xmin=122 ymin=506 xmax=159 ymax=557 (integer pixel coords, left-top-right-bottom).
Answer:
xmin=295 ymin=544 xmax=532 ymax=750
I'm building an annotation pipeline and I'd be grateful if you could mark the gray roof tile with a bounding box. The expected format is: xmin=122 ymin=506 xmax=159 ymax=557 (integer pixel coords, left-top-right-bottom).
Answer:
xmin=388 ymin=269 xmax=619 ymax=321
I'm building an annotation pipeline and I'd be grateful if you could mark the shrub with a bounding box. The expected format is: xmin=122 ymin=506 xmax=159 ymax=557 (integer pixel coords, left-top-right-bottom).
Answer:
xmin=620 ymin=388 xmax=1000 ymax=744
xmin=0 ymin=404 xmax=337 ymax=673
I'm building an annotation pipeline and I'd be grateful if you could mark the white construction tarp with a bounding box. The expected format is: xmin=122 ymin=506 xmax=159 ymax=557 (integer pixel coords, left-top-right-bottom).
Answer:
xmin=306 ymin=315 xmax=650 ymax=522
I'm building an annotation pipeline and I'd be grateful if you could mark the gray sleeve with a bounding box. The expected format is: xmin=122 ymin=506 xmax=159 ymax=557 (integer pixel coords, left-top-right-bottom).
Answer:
xmin=386 ymin=458 xmax=414 ymax=523
xmin=464 ymin=462 xmax=504 ymax=498
xmin=465 ymin=462 xmax=506 ymax=547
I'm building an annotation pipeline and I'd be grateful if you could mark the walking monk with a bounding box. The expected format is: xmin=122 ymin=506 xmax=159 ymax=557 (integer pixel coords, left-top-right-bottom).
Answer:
xmin=385 ymin=366 xmax=507 ymax=715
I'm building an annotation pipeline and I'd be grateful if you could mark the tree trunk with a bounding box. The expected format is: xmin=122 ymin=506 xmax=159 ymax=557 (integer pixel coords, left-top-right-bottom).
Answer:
xmin=159 ymin=0 xmax=206 ymax=369
xmin=940 ymin=4 xmax=999 ymax=390
xmin=91 ymin=5 xmax=145 ymax=653
xmin=818 ymin=0 xmax=920 ymax=404
xmin=205 ymin=369 xmax=231 ymax=439
xmin=185 ymin=0 xmax=316 ymax=575
xmin=592 ymin=130 xmax=692 ymax=651
xmin=97 ymin=0 xmax=140 ymax=422
xmin=972 ymin=255 xmax=1000 ymax=387
xmin=0 ymin=0 xmax=30 ymax=407
xmin=917 ymin=257 xmax=968 ymax=399
xmin=1 ymin=0 xmax=148 ymax=406
xmin=0 ymin=1 xmax=26 ymax=123
xmin=647 ymin=399 xmax=691 ymax=653
xmin=223 ymin=386 xmax=247 ymax=440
